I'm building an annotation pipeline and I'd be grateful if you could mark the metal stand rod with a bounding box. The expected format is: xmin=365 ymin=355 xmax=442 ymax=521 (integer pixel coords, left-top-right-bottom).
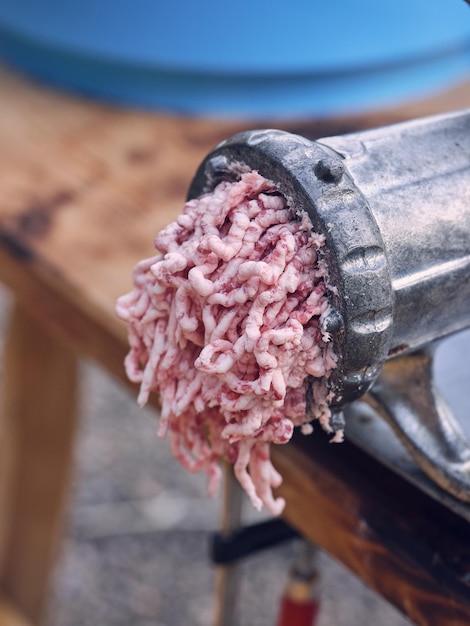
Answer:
xmin=212 ymin=464 xmax=244 ymax=626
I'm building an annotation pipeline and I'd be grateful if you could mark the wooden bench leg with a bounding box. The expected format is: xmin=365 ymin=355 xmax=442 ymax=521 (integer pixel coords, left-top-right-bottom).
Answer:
xmin=0 ymin=302 xmax=78 ymax=624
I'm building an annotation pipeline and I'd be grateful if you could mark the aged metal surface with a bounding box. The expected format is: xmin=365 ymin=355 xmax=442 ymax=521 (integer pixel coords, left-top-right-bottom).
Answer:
xmin=321 ymin=109 xmax=470 ymax=351
xmin=347 ymin=329 xmax=470 ymax=521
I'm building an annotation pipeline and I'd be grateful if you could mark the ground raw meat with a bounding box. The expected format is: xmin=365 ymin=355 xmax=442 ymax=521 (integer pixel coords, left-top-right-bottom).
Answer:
xmin=116 ymin=171 xmax=338 ymax=515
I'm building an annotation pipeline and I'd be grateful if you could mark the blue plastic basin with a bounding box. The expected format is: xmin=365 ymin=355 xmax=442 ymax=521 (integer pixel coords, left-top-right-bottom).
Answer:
xmin=0 ymin=0 xmax=469 ymax=117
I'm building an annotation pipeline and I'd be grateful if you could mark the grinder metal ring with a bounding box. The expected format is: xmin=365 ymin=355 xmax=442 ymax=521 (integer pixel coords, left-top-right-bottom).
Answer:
xmin=188 ymin=129 xmax=394 ymax=409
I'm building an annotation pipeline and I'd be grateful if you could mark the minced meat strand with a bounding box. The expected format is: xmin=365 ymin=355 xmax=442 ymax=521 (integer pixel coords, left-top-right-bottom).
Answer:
xmin=116 ymin=171 xmax=338 ymax=515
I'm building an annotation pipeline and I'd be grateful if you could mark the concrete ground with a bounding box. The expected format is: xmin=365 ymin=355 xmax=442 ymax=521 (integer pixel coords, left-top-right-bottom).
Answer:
xmin=0 ymin=287 xmax=411 ymax=626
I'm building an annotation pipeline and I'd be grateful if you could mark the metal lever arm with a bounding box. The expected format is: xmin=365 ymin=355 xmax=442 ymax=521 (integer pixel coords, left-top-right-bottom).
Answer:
xmin=365 ymin=348 xmax=470 ymax=503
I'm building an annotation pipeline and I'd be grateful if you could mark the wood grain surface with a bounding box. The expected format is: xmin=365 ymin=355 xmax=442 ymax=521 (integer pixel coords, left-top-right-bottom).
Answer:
xmin=0 ymin=62 xmax=469 ymax=625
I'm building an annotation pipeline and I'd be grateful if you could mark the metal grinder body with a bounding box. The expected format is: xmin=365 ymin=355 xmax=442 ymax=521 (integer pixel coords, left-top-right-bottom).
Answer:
xmin=189 ymin=109 xmax=470 ymax=504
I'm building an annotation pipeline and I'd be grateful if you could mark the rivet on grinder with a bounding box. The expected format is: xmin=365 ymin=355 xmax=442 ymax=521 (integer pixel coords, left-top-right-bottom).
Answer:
xmin=315 ymin=158 xmax=344 ymax=183
xmin=208 ymin=155 xmax=230 ymax=175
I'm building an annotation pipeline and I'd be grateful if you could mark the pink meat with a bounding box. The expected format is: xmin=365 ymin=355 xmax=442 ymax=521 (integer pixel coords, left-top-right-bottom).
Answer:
xmin=116 ymin=171 xmax=338 ymax=515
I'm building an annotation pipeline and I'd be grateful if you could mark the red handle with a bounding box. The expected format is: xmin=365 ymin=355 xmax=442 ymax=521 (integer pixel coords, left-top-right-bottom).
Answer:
xmin=277 ymin=595 xmax=320 ymax=626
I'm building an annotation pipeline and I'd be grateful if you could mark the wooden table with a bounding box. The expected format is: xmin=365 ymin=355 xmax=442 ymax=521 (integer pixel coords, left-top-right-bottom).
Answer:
xmin=0 ymin=64 xmax=469 ymax=625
